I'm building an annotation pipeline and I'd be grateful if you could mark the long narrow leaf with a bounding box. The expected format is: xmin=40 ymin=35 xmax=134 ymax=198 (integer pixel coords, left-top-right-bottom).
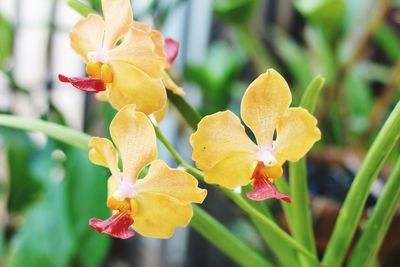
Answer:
xmin=288 ymin=76 xmax=325 ymax=266
xmin=322 ymin=101 xmax=400 ymax=267
xmin=347 ymin=156 xmax=400 ymax=267
xmin=191 ymin=205 xmax=273 ymax=267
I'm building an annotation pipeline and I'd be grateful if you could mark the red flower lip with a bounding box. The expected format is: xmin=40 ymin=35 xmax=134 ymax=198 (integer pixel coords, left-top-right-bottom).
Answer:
xmin=247 ymin=177 xmax=291 ymax=203
xmin=58 ymin=74 xmax=106 ymax=93
xmin=89 ymin=212 xmax=136 ymax=239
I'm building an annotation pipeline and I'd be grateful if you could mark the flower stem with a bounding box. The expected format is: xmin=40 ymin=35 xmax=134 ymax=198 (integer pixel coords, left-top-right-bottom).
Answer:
xmin=322 ymin=101 xmax=400 ymax=267
xmin=167 ymin=91 xmax=202 ymax=130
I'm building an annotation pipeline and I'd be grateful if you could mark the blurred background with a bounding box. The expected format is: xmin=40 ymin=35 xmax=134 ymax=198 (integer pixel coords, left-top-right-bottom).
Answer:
xmin=0 ymin=0 xmax=400 ymax=266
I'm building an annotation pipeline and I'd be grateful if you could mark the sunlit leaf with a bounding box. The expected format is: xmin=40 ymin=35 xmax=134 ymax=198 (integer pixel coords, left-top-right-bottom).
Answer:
xmin=0 ymin=14 xmax=13 ymax=69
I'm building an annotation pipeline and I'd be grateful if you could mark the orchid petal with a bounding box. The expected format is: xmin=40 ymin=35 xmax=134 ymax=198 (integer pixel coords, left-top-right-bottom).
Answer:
xmin=108 ymin=26 xmax=165 ymax=79
xmin=203 ymin=153 xmax=257 ymax=189
xmin=133 ymin=192 xmax=193 ymax=238
xmin=162 ymin=71 xmax=185 ymax=96
xmin=88 ymin=137 xmax=119 ymax=177
xmin=246 ymin=178 xmax=291 ymax=203
xmin=135 ymin=160 xmax=207 ymax=205
xmin=58 ymin=75 xmax=106 ymax=92
xmin=108 ymin=62 xmax=166 ymax=114
xmin=89 ymin=212 xmax=135 ymax=239
xmin=240 ymin=69 xmax=291 ymax=147
xmin=102 ymin=0 xmax=133 ymax=49
xmin=274 ymin=108 xmax=321 ymax=164
xmin=70 ymin=14 xmax=104 ymax=62
xmin=110 ymin=105 xmax=157 ymax=181
xmin=190 ymin=110 xmax=257 ymax=170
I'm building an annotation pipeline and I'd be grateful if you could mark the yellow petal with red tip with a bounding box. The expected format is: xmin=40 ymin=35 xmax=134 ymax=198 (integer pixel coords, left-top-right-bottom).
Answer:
xmin=274 ymin=107 xmax=321 ymax=164
xmin=102 ymin=0 xmax=133 ymax=49
xmin=135 ymin=160 xmax=207 ymax=205
xmin=108 ymin=27 xmax=165 ymax=79
xmin=162 ymin=71 xmax=185 ymax=96
xmin=110 ymin=105 xmax=157 ymax=181
xmin=203 ymin=153 xmax=257 ymax=189
xmin=240 ymin=69 xmax=291 ymax=147
xmin=88 ymin=137 xmax=119 ymax=177
xmin=190 ymin=111 xmax=257 ymax=170
xmin=108 ymin=61 xmax=166 ymax=114
xmin=133 ymin=192 xmax=193 ymax=238
xmin=70 ymin=14 xmax=104 ymax=61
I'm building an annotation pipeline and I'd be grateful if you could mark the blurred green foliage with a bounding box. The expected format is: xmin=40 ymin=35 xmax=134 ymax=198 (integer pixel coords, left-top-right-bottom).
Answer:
xmin=0 ymin=15 xmax=13 ymax=69
xmin=0 ymin=136 xmax=110 ymax=266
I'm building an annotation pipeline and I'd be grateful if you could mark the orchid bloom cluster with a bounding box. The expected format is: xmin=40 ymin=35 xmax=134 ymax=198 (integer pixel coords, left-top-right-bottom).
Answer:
xmin=59 ymin=0 xmax=321 ymax=240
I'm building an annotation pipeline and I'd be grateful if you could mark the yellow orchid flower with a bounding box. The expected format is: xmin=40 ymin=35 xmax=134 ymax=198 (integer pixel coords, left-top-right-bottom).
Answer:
xmin=88 ymin=105 xmax=207 ymax=239
xmin=190 ymin=69 xmax=321 ymax=202
xmin=59 ymin=0 xmax=168 ymax=115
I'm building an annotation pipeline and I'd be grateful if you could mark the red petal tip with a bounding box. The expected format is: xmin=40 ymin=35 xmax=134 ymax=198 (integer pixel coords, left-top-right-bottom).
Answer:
xmin=89 ymin=212 xmax=136 ymax=239
xmin=58 ymin=74 xmax=106 ymax=93
xmin=246 ymin=178 xmax=291 ymax=203
xmin=165 ymin=37 xmax=179 ymax=66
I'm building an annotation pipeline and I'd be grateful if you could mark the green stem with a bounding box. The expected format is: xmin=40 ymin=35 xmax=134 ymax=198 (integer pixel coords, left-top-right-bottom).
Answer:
xmin=0 ymin=114 xmax=90 ymax=150
xmin=347 ymin=155 xmax=400 ymax=267
xmin=66 ymin=0 xmax=95 ymax=17
xmin=322 ymin=101 xmax=400 ymax=267
xmin=167 ymin=91 xmax=202 ymax=130
xmin=0 ymin=114 xmax=273 ymax=267
xmin=191 ymin=205 xmax=273 ymax=267
xmin=287 ymin=76 xmax=325 ymax=266
xmin=154 ymin=124 xmax=319 ymax=265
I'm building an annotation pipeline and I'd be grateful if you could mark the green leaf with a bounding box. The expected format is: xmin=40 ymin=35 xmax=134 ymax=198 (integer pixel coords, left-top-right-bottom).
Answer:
xmin=374 ymin=24 xmax=400 ymax=62
xmin=85 ymin=0 xmax=101 ymax=12
xmin=322 ymin=101 xmax=400 ymax=267
xmin=67 ymin=0 xmax=96 ymax=17
xmin=184 ymin=41 xmax=245 ymax=114
xmin=213 ymin=0 xmax=257 ymax=25
xmin=0 ymin=14 xmax=13 ymax=69
xmin=272 ymin=32 xmax=313 ymax=90
xmin=223 ymin=189 xmax=320 ymax=266
xmin=304 ymin=26 xmax=337 ymax=82
xmin=294 ymin=0 xmax=345 ymax=38
xmin=347 ymin=156 xmax=400 ymax=267
xmin=0 ymin=115 xmax=91 ymax=151
xmin=0 ymin=127 xmax=42 ymax=212
xmin=191 ymin=205 xmax=274 ymax=267
xmin=344 ymin=72 xmax=373 ymax=134
xmin=286 ymin=76 xmax=324 ymax=267
xmin=63 ymin=149 xmax=110 ymax=267
xmin=7 ymin=144 xmax=75 ymax=267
